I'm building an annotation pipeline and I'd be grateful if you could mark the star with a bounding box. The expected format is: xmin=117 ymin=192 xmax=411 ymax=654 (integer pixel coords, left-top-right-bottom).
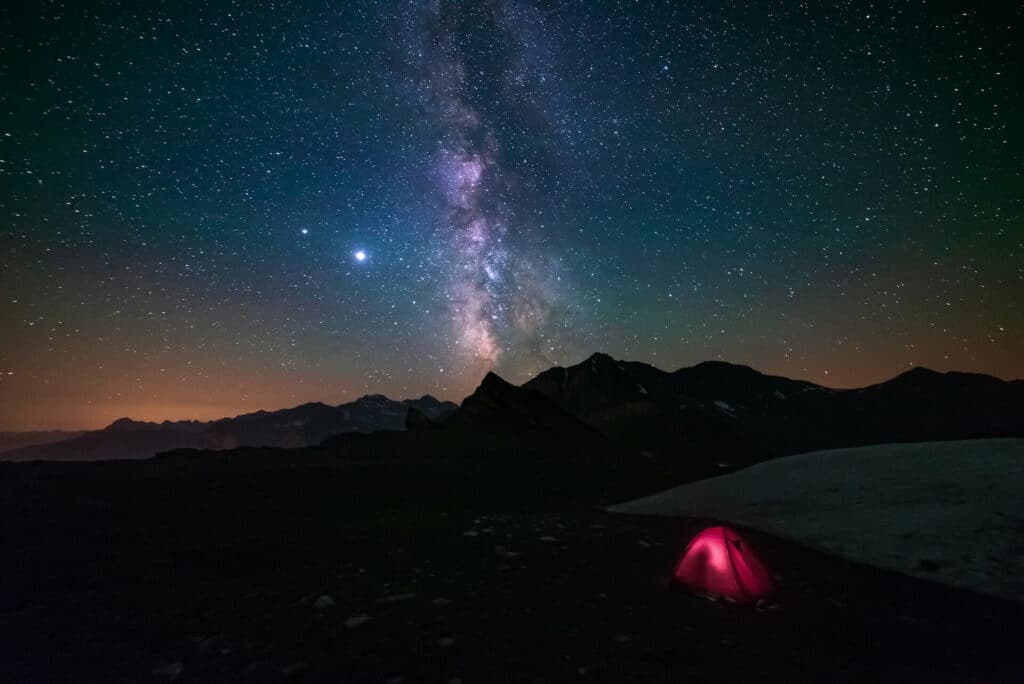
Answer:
xmin=354 ymin=250 xmax=367 ymax=263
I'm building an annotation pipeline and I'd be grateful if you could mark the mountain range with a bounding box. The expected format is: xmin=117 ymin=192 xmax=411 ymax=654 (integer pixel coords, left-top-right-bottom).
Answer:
xmin=0 ymin=430 xmax=86 ymax=454
xmin=0 ymin=395 xmax=457 ymax=462
xmin=4 ymin=353 xmax=1023 ymax=464
xmin=520 ymin=353 xmax=1024 ymax=463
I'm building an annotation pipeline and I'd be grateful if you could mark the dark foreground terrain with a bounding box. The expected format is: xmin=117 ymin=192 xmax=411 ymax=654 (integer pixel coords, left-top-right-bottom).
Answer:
xmin=2 ymin=441 xmax=1022 ymax=683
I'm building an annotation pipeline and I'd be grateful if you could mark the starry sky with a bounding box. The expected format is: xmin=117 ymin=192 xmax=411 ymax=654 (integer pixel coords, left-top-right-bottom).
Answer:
xmin=1 ymin=0 xmax=1021 ymax=430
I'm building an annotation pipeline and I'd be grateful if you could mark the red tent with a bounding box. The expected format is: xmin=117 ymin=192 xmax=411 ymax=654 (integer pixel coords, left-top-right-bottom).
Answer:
xmin=672 ymin=526 xmax=775 ymax=603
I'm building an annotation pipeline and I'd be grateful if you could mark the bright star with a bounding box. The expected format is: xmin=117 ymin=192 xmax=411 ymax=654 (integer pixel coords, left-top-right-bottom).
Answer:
xmin=354 ymin=250 xmax=367 ymax=262
xmin=300 ymin=228 xmax=309 ymax=235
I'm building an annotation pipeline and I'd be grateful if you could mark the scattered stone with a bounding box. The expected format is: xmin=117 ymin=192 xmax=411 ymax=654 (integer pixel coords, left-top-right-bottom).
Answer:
xmin=577 ymin=666 xmax=590 ymax=676
xmin=279 ymin=662 xmax=307 ymax=676
xmin=197 ymin=634 xmax=224 ymax=654
xmin=152 ymin=661 xmax=183 ymax=681
xmin=439 ymin=637 xmax=457 ymax=648
xmin=463 ymin=530 xmax=479 ymax=537
xmin=432 ymin=597 xmax=453 ymax=607
xmin=377 ymin=593 xmax=417 ymax=603
xmin=344 ymin=615 xmax=372 ymax=629
xmin=614 ymin=633 xmax=631 ymax=644
xmin=637 ymin=540 xmax=650 ymax=548
xmin=539 ymin=536 xmax=557 ymax=542
xmin=313 ymin=595 xmax=335 ymax=610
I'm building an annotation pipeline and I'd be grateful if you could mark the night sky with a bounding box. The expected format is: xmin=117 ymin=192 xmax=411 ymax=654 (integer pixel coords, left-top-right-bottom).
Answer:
xmin=1 ymin=1 xmax=1021 ymax=430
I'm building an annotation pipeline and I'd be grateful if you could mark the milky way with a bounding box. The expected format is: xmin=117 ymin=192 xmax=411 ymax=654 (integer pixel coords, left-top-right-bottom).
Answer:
xmin=403 ymin=0 xmax=573 ymax=380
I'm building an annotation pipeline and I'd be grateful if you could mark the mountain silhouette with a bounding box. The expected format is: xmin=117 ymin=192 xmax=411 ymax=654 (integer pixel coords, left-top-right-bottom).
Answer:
xmin=1 ymin=395 xmax=457 ymax=462
xmin=453 ymin=371 xmax=598 ymax=437
xmin=524 ymin=354 xmax=1024 ymax=459
xmin=5 ymin=355 xmax=1023 ymax=465
xmin=0 ymin=430 xmax=86 ymax=453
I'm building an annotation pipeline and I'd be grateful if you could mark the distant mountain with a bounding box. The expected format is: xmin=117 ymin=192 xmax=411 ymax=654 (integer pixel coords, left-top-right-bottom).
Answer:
xmin=0 ymin=395 xmax=457 ymax=462
xmin=524 ymin=353 xmax=1024 ymax=461
xmin=0 ymin=430 xmax=86 ymax=454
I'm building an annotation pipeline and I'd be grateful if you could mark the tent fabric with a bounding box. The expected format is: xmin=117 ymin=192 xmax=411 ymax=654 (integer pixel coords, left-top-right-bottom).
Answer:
xmin=672 ymin=526 xmax=775 ymax=603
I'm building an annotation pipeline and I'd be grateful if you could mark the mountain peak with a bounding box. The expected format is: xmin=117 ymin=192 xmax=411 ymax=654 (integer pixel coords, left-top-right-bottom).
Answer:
xmin=454 ymin=370 xmax=596 ymax=437
xmin=355 ymin=393 xmax=393 ymax=403
xmin=896 ymin=366 xmax=941 ymax=379
xmin=104 ymin=417 xmax=139 ymax=430
xmin=583 ymin=352 xmax=622 ymax=370
xmin=880 ymin=365 xmax=1004 ymax=391
xmin=480 ymin=370 xmax=513 ymax=388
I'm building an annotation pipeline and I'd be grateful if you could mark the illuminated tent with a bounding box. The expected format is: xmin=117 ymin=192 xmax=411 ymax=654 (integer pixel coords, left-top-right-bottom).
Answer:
xmin=672 ymin=526 xmax=775 ymax=603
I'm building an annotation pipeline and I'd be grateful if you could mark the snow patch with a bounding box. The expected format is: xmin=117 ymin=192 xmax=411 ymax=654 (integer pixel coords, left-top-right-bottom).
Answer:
xmin=610 ymin=439 xmax=1024 ymax=602
xmin=313 ymin=595 xmax=335 ymax=609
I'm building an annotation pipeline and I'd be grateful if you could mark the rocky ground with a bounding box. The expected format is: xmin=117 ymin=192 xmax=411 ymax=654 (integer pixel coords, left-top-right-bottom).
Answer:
xmin=2 ymin=453 xmax=1021 ymax=682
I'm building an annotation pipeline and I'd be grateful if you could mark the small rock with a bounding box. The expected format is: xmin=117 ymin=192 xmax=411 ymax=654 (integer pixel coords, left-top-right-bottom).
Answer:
xmin=439 ymin=637 xmax=457 ymax=648
xmin=432 ymin=597 xmax=453 ymax=607
xmin=386 ymin=677 xmax=402 ymax=684
xmin=614 ymin=633 xmax=630 ymax=644
xmin=197 ymin=634 xmax=224 ymax=654
xmin=152 ymin=661 xmax=183 ymax=681
xmin=637 ymin=540 xmax=650 ymax=548
xmin=344 ymin=615 xmax=371 ymax=629
xmin=377 ymin=593 xmax=417 ymax=603
xmin=313 ymin=595 xmax=335 ymax=610
xmin=279 ymin=662 xmax=307 ymax=676
xmin=577 ymin=666 xmax=590 ymax=676
xmin=539 ymin=536 xmax=557 ymax=542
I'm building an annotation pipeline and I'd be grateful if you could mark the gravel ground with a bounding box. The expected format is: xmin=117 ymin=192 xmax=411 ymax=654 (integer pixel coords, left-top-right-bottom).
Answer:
xmin=2 ymin=452 xmax=1021 ymax=682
